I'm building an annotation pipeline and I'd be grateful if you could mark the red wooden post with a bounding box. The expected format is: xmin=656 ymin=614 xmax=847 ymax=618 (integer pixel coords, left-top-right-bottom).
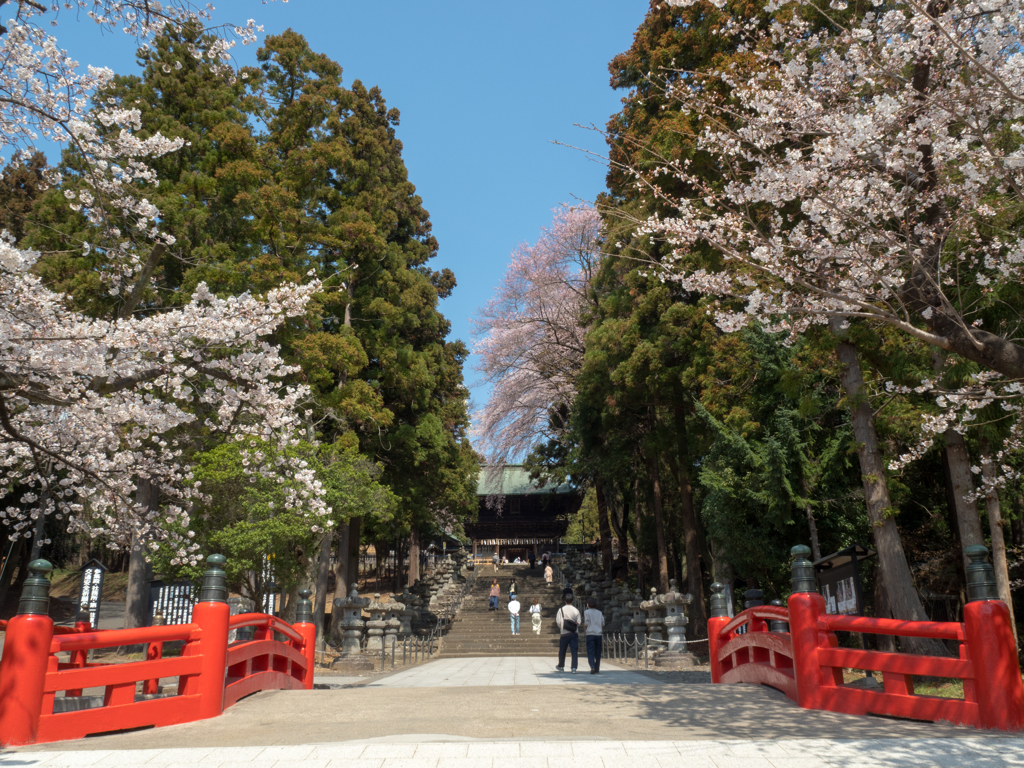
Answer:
xmin=963 ymin=545 xmax=1024 ymax=732
xmin=192 ymin=555 xmax=230 ymax=721
xmin=0 ymin=560 xmax=55 ymax=747
xmin=787 ymin=545 xmax=827 ymax=710
xmin=65 ymin=613 xmax=92 ymax=697
xmin=293 ymin=589 xmax=317 ymax=689
xmin=707 ymin=582 xmax=730 ymax=684
xmin=143 ymin=609 xmax=165 ymax=695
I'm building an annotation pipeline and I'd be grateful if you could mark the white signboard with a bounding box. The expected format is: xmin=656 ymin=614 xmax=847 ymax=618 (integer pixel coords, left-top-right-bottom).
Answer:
xmin=78 ymin=560 xmax=106 ymax=626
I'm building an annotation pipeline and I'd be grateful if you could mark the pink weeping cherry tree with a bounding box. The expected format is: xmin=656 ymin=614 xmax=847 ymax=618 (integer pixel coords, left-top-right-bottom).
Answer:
xmin=472 ymin=204 xmax=602 ymax=476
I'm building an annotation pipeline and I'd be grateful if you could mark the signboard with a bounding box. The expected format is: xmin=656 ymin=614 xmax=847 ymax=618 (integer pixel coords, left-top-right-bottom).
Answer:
xmin=261 ymin=555 xmax=277 ymax=616
xmin=148 ymin=580 xmax=195 ymax=625
xmin=77 ymin=559 xmax=107 ymax=626
xmin=820 ymin=564 xmax=860 ymax=615
xmin=814 ymin=545 xmax=874 ymax=617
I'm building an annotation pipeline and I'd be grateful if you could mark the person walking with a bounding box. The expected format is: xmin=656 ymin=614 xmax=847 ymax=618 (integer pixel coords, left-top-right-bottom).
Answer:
xmin=488 ymin=578 xmax=500 ymax=611
xmin=530 ymin=598 xmax=543 ymax=634
xmin=492 ymin=552 xmax=499 ymax=572
xmin=544 ymin=564 xmax=553 ymax=585
xmin=555 ymin=592 xmax=582 ymax=673
xmin=508 ymin=595 xmax=521 ymax=635
xmin=508 ymin=577 xmax=518 ymax=601
xmin=529 ymin=551 xmax=536 ymax=570
xmin=584 ymin=597 xmax=605 ymax=674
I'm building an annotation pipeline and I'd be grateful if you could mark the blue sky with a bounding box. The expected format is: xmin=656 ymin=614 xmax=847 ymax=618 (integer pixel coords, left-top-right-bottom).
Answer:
xmin=41 ymin=0 xmax=649 ymax=419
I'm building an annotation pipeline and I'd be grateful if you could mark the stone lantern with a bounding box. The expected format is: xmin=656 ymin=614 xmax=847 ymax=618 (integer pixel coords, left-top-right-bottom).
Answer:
xmin=642 ymin=588 xmax=665 ymax=643
xmin=383 ymin=595 xmax=404 ymax=647
xmin=662 ymin=579 xmax=693 ymax=652
xmin=331 ymin=585 xmax=369 ymax=663
xmin=656 ymin=579 xmax=698 ymax=669
xmin=365 ymin=593 xmax=387 ymax=649
xmin=398 ymin=588 xmax=416 ymax=636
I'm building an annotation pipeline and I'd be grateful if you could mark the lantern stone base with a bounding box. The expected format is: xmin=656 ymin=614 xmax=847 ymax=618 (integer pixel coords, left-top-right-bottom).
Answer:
xmin=653 ymin=650 xmax=699 ymax=669
xmin=330 ymin=656 xmax=375 ymax=673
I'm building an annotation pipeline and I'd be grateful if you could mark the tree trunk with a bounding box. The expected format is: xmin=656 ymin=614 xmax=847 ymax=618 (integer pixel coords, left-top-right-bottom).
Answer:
xmin=595 ymin=479 xmax=613 ymax=575
xmin=120 ymin=480 xmax=157 ymax=653
xmin=646 ymin=451 xmax=670 ymax=594
xmin=941 ymin=447 xmax=968 ymax=602
xmin=124 ymin=481 xmax=156 ymax=628
xmin=980 ymin=437 xmax=1017 ymax=645
xmin=408 ymin=528 xmax=420 ymax=587
xmin=872 ymin=561 xmax=897 ymax=653
xmin=673 ymin=406 xmax=709 ymax=639
xmin=801 ymin=476 xmax=822 ymax=561
xmin=611 ymin=494 xmax=630 ymax=579
xmin=312 ymin=531 xmax=331 ymax=642
xmin=335 ymin=521 xmax=351 ymax=599
xmin=835 ymin=338 xmax=947 ymax=656
xmin=29 ymin=460 xmax=54 ymax=561
xmin=346 ymin=517 xmax=361 ymax=591
xmin=632 ymin=472 xmax=646 ymax=595
xmin=943 ymin=429 xmax=985 ymax=568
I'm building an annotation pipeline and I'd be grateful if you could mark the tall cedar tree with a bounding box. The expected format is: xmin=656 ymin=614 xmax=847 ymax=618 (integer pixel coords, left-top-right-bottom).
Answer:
xmin=22 ymin=29 xmax=477 ymax=615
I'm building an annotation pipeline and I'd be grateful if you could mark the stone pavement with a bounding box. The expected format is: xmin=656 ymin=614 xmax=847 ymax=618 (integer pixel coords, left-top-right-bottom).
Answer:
xmin=4 ymin=737 xmax=1024 ymax=767
xmin=5 ymin=656 xmax=1023 ymax=767
xmin=347 ymin=656 xmax=661 ymax=687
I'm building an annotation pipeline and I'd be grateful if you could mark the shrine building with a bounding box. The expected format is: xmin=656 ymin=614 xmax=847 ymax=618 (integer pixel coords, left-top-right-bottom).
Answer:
xmin=467 ymin=465 xmax=580 ymax=562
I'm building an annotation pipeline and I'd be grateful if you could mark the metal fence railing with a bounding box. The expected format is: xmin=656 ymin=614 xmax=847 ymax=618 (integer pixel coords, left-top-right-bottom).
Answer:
xmin=359 ymin=568 xmax=476 ymax=671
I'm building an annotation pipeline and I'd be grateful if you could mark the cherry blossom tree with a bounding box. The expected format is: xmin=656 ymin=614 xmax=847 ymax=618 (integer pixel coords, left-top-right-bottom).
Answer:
xmin=0 ymin=0 xmax=324 ymax=560
xmin=642 ymin=0 xmax=1024 ymax=479
xmin=472 ymin=204 xmax=602 ymax=468
xmin=617 ymin=0 xmax=1024 ymax=644
xmin=0 ymin=240 xmax=325 ymax=558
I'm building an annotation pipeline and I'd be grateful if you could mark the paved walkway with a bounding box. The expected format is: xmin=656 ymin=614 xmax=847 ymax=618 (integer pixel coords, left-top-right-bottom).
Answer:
xmin=5 ymin=657 xmax=1023 ymax=767
xmin=349 ymin=656 xmax=660 ymax=688
xmin=5 ymin=737 xmax=1024 ymax=767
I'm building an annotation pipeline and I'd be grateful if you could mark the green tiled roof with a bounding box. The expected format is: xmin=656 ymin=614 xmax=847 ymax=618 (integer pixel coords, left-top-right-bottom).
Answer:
xmin=476 ymin=465 xmax=574 ymax=496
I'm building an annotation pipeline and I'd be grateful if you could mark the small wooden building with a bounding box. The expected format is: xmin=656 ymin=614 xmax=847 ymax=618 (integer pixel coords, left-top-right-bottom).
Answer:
xmin=466 ymin=465 xmax=580 ymax=562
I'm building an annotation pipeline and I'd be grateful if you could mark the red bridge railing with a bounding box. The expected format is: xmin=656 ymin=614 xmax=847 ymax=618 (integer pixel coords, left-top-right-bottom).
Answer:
xmin=708 ymin=545 xmax=1024 ymax=732
xmin=0 ymin=555 xmax=317 ymax=747
xmin=709 ymin=604 xmax=797 ymax=702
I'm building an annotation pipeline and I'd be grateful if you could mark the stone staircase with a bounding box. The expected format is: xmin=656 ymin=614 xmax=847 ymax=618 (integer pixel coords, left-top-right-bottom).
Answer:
xmin=440 ymin=564 xmax=566 ymax=657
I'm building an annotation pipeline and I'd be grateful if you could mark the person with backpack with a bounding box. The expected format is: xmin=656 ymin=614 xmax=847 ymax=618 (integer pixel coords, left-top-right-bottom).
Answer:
xmin=555 ymin=592 xmax=582 ymax=673
xmin=584 ymin=597 xmax=605 ymax=674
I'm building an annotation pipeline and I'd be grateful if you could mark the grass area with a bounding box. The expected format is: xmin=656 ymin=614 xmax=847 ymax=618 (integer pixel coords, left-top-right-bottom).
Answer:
xmin=842 ymin=669 xmax=967 ymax=699
xmin=914 ymin=678 xmax=965 ymax=698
